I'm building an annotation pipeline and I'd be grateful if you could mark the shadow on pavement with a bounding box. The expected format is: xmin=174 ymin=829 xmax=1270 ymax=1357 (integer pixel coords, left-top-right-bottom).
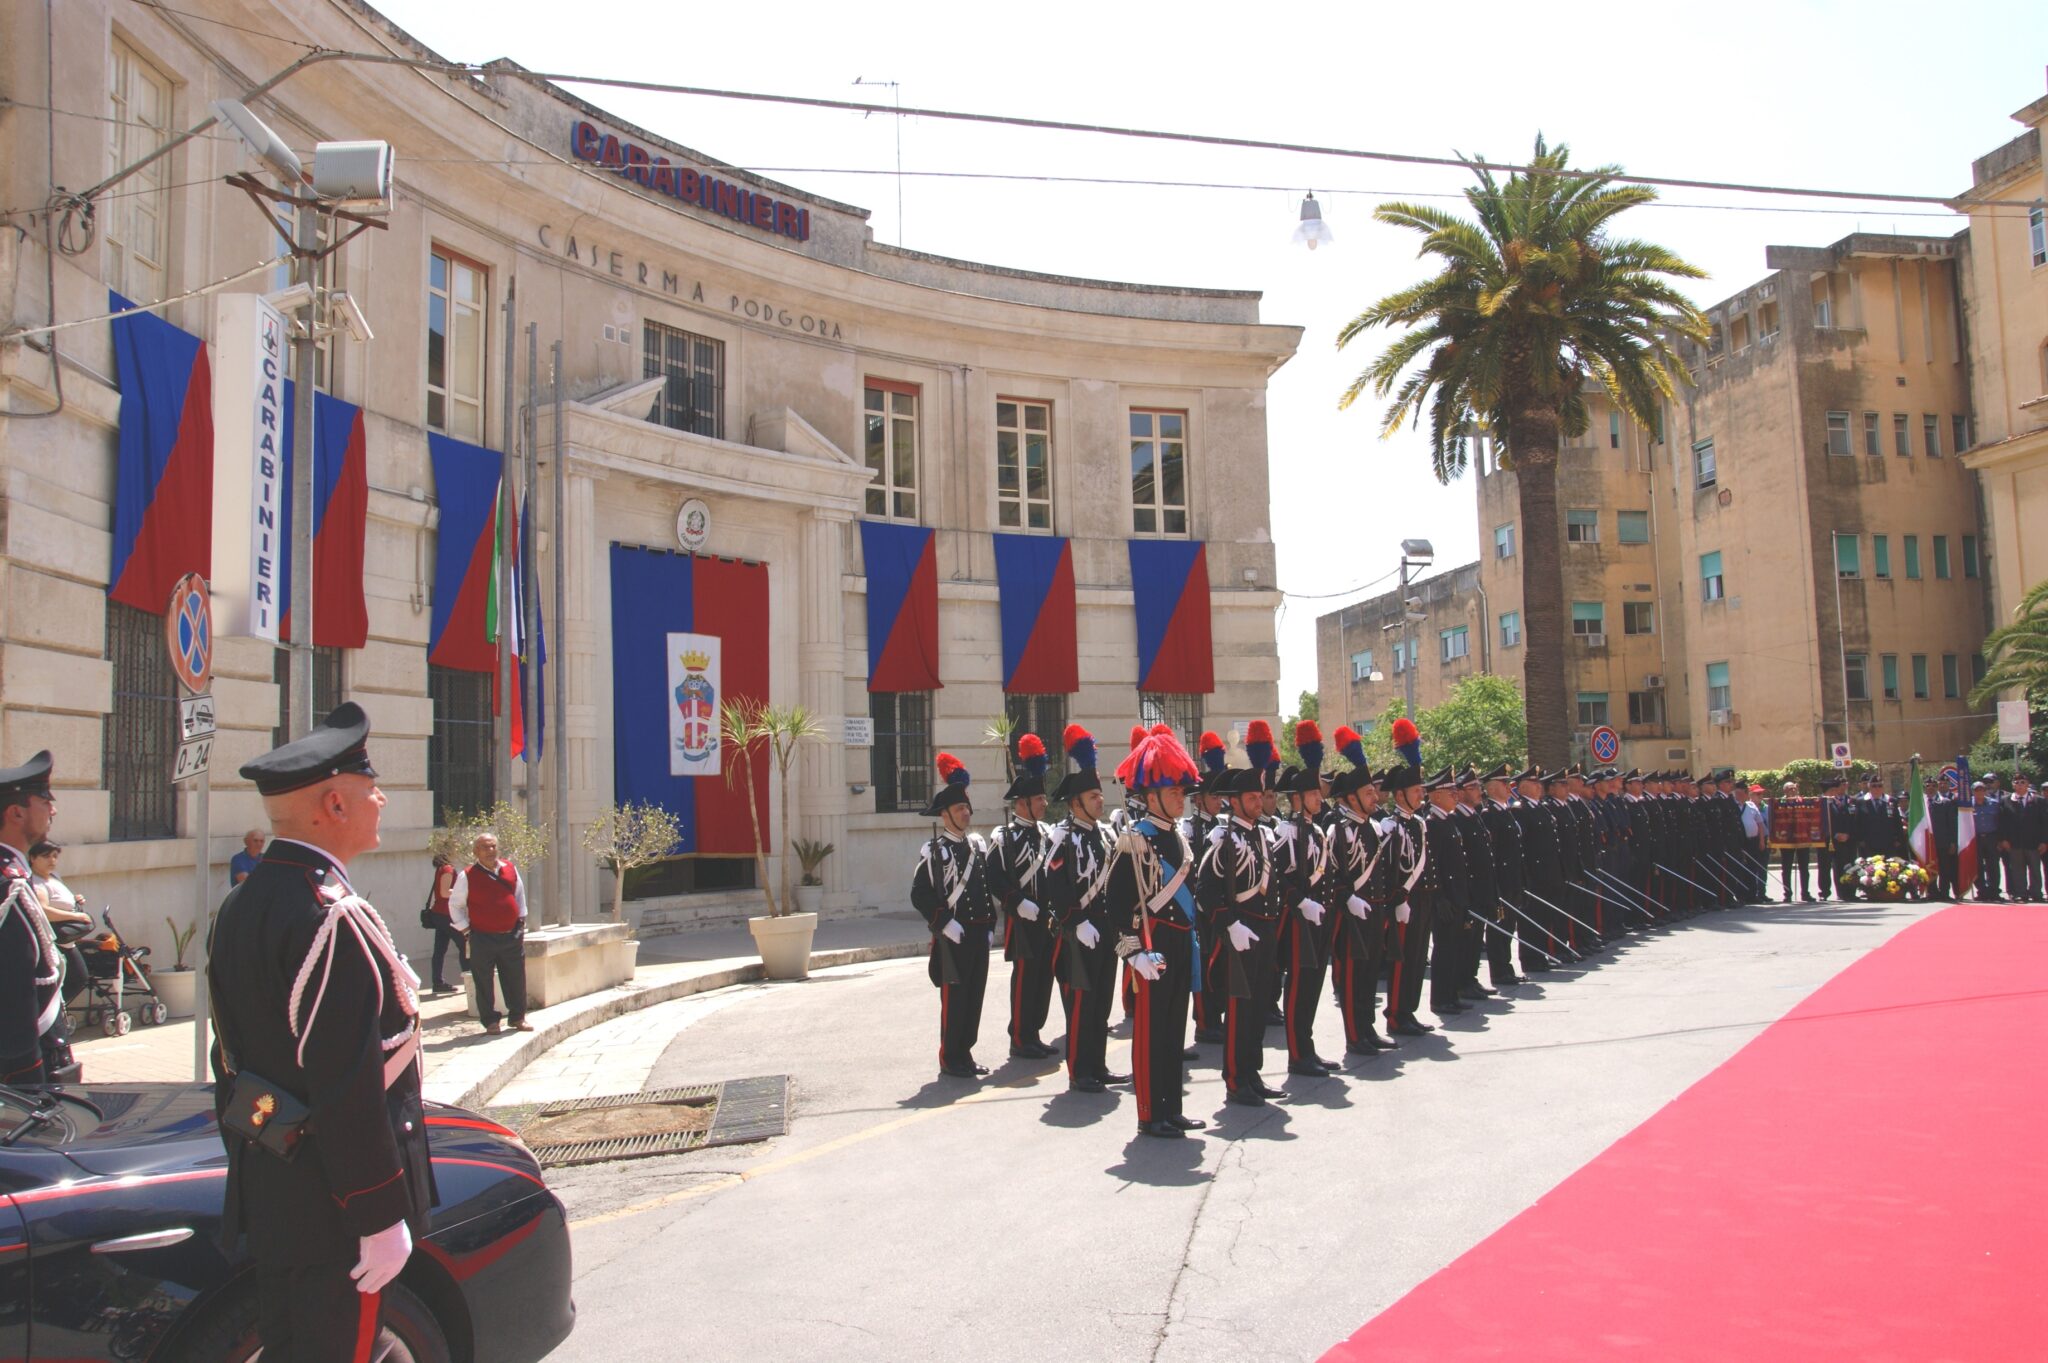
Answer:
xmin=1207 ymin=1100 xmax=1295 ymax=1141
xmin=1041 ymin=1087 xmax=1123 ymax=1128
xmin=1105 ymin=1133 xmax=1211 ymax=1186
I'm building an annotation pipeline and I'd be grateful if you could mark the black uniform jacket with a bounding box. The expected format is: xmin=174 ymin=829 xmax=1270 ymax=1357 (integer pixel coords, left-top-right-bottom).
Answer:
xmin=207 ymin=840 xmax=432 ymax=1265
xmin=1 ymin=844 xmax=59 ymax=1071
xmin=984 ymin=818 xmax=1051 ymax=964
xmin=910 ymin=831 xmax=997 ymax=986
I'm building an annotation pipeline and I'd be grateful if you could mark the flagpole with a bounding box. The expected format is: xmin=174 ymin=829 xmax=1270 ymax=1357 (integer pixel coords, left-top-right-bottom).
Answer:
xmin=550 ymin=339 xmax=569 ymax=925
xmin=523 ymin=322 xmax=540 ymax=826
xmin=495 ymin=280 xmax=516 ymax=799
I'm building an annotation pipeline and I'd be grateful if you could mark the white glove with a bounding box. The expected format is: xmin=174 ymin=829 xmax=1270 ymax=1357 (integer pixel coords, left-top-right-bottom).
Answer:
xmin=1016 ymin=898 xmax=1041 ymax=922
xmin=351 ymin=1220 xmax=413 ymax=1296
xmin=1076 ymin=920 xmax=1101 ymax=950
xmin=1227 ymin=921 xmax=1259 ymax=952
xmin=941 ymin=919 xmax=964 ymax=944
xmin=1395 ymin=902 xmax=1411 ymax=925
xmin=1346 ymin=894 xmax=1368 ymax=919
xmin=1298 ymin=896 xmax=1325 ymax=925
xmin=1130 ymin=952 xmax=1165 ymax=981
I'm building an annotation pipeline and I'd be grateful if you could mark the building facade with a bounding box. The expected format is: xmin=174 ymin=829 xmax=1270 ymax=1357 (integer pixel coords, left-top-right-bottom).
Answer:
xmin=1664 ymin=235 xmax=1988 ymax=771
xmin=1473 ymin=397 xmax=1697 ymax=773
xmin=0 ymin=0 xmax=1297 ymax=962
xmin=1958 ymin=80 xmax=2048 ymax=640
xmin=1314 ymin=561 xmax=1487 ymax=727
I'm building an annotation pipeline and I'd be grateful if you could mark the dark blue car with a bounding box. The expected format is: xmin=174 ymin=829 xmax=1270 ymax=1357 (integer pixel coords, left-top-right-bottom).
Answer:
xmin=0 ymin=1082 xmax=574 ymax=1361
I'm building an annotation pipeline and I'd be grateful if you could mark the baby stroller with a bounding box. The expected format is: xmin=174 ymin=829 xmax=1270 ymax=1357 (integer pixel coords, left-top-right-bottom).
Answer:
xmin=56 ymin=907 xmax=171 ymax=1036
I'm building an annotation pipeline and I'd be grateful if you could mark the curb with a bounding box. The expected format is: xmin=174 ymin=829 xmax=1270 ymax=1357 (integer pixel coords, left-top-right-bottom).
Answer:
xmin=431 ymin=940 xmax=927 ymax=1110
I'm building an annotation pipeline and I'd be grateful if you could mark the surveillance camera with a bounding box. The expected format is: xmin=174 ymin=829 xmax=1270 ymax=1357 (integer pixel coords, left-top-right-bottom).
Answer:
xmin=263 ymin=281 xmax=315 ymax=313
xmin=332 ymin=291 xmax=374 ymax=343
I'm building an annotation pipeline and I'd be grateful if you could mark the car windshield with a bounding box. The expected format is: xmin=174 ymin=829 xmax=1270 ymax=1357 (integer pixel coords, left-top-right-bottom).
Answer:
xmin=0 ymin=1084 xmax=102 ymax=1149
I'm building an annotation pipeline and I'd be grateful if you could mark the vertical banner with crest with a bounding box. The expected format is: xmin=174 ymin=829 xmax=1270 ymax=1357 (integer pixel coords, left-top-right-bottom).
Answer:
xmin=667 ymin=632 xmax=722 ymax=777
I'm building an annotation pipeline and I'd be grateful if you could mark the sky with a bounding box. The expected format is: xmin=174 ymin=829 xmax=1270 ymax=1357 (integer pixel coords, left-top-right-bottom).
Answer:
xmin=373 ymin=0 xmax=2047 ymax=712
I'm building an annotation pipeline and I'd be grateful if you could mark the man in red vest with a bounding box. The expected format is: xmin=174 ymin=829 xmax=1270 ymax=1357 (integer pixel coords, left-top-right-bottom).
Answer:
xmin=448 ymin=832 xmax=532 ymax=1034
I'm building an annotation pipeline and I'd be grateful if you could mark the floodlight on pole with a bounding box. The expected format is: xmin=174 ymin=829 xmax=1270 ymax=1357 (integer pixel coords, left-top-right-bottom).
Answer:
xmin=209 ymin=98 xmax=303 ymax=183
xmin=1291 ymin=192 xmax=1334 ymax=250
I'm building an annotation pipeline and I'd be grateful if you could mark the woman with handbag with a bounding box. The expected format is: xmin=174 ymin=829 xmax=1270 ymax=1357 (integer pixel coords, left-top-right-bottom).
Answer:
xmin=422 ymin=854 xmax=465 ymax=994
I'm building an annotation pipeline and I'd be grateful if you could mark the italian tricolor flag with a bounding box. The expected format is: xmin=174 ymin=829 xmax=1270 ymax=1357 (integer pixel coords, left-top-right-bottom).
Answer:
xmin=1907 ymin=760 xmax=1934 ymax=869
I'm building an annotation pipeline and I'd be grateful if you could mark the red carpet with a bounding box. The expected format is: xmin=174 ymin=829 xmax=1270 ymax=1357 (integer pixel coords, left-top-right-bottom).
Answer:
xmin=1324 ymin=906 xmax=2048 ymax=1363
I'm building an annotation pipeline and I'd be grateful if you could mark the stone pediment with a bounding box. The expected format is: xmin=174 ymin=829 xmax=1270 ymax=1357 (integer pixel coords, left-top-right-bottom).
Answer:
xmin=582 ymin=375 xmax=667 ymax=417
xmin=748 ymin=407 xmax=862 ymax=469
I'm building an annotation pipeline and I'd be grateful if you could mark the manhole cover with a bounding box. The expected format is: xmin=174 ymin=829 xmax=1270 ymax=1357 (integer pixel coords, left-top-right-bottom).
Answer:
xmin=501 ymin=1076 xmax=791 ymax=1167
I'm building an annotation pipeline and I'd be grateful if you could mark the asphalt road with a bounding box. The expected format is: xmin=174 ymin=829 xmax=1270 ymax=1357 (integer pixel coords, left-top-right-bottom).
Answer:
xmin=542 ymin=900 xmax=1931 ymax=1362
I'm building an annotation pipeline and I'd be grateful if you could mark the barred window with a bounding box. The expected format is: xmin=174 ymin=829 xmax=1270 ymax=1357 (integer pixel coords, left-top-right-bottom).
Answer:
xmin=871 ymin=691 xmax=934 ymax=813
xmin=1139 ymin=692 xmax=1203 ymax=759
xmin=644 ymin=321 xmax=724 ymax=439
xmin=429 ymin=665 xmax=494 ymax=825
xmin=104 ymin=601 xmax=179 ymax=842
xmin=274 ymin=647 xmax=344 ymax=748
xmin=1004 ymin=693 xmax=1069 ymax=758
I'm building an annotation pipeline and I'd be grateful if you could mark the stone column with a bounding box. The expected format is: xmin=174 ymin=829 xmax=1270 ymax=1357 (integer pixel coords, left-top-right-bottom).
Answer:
xmin=561 ymin=468 xmax=602 ymax=921
xmin=799 ymin=509 xmax=851 ymax=900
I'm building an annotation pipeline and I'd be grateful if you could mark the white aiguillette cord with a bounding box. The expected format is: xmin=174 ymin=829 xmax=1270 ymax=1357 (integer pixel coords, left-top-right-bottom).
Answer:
xmin=287 ymin=892 xmax=422 ymax=1072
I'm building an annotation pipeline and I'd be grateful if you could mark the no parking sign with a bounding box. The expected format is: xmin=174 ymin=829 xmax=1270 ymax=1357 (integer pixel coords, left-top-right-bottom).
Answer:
xmin=1590 ymin=726 xmax=1620 ymax=765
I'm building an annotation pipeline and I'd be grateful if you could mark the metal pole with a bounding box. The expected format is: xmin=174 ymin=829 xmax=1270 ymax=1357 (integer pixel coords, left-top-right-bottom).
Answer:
xmin=1401 ymin=557 xmax=1416 ymax=723
xmin=286 ymin=198 xmax=318 ymax=738
xmin=191 ymin=767 xmax=210 ymax=1080
xmin=550 ymin=340 xmax=569 ymax=926
xmin=494 ymin=281 xmax=517 ymax=797
xmin=523 ymin=323 xmax=540 ymax=825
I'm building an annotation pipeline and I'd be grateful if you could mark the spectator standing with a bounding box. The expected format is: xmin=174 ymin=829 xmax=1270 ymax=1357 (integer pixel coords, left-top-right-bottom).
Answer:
xmin=448 ymin=833 xmax=533 ymax=1034
xmin=2005 ymin=775 xmax=2044 ymax=902
xmin=422 ymin=854 xmax=466 ymax=994
xmin=228 ymin=829 xmax=264 ymax=887
xmin=1932 ymin=777 xmax=1961 ymax=900
xmin=1973 ymin=780 xmax=2003 ymax=900
xmin=1740 ymin=787 xmax=1770 ymax=902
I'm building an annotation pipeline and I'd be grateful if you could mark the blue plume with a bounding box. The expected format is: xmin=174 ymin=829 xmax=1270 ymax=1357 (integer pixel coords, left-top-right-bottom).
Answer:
xmin=1298 ymin=740 xmax=1324 ymax=774
xmin=1246 ymin=740 xmax=1273 ymax=771
xmin=1203 ymin=747 xmax=1226 ymax=774
xmin=1071 ymin=737 xmax=1097 ymax=771
xmin=1397 ymin=739 xmax=1422 ymax=769
xmin=1023 ymin=752 xmax=1049 ymax=778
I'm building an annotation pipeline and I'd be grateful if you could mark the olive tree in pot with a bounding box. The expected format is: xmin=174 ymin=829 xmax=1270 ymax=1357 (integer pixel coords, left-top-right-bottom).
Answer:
xmin=583 ymin=802 xmax=684 ymax=923
xmin=720 ymin=698 xmax=823 ymax=979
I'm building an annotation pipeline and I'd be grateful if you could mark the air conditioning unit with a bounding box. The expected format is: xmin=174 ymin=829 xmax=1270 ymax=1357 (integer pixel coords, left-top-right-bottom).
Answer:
xmin=1643 ymin=674 xmax=1665 ymax=690
xmin=1581 ymin=632 xmax=1607 ymax=648
xmin=1709 ymin=708 xmax=1733 ymax=727
xmin=1665 ymin=747 xmax=1688 ymax=761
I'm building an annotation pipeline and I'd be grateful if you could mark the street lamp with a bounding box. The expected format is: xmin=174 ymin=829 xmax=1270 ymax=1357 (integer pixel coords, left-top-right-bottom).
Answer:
xmin=1292 ymin=192 xmax=1335 ymax=250
xmin=1398 ymin=540 xmax=1435 ymax=724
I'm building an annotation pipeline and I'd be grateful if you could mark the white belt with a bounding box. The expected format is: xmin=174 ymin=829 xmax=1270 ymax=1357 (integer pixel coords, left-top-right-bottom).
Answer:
xmin=383 ymin=1027 xmax=421 ymax=1090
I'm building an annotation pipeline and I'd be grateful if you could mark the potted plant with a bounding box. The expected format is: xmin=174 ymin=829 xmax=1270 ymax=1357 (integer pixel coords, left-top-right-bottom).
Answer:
xmin=722 ymin=698 xmax=823 ymax=980
xmin=152 ymin=915 xmax=200 ymax=1018
xmin=792 ymin=839 xmax=834 ymax=915
xmin=584 ymin=801 xmax=684 ymax=922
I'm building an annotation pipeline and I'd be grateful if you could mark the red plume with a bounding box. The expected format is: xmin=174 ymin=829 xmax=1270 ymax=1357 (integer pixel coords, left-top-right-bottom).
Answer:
xmin=1246 ymin=719 xmax=1273 ymax=744
xmin=1391 ymin=717 xmax=1420 ymax=747
xmin=1333 ymin=725 xmax=1362 ymax=748
xmin=935 ymin=753 xmax=964 ymax=782
xmin=1062 ymin=723 xmax=1091 ymax=749
xmin=1151 ymin=722 xmax=1174 ymax=738
xmin=1129 ymin=724 xmax=1148 ymax=751
xmin=1199 ymin=730 xmax=1224 ymax=752
xmin=1294 ymin=720 xmax=1322 ymax=747
xmin=1016 ymin=733 xmax=1046 ymax=760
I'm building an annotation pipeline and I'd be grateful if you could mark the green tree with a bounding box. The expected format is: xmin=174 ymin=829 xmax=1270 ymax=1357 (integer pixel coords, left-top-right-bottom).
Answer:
xmin=1275 ymin=690 xmax=1320 ymax=769
xmin=1418 ymin=675 xmax=1528 ymax=774
xmin=1339 ymin=137 xmax=1708 ymax=767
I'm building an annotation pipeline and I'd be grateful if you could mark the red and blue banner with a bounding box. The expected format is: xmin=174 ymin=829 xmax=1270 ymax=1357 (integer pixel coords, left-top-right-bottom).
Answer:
xmin=109 ymin=293 xmax=213 ymax=613
xmin=859 ymin=520 xmax=941 ymax=693
xmin=609 ymin=545 xmax=767 ymax=856
xmin=1128 ymin=539 xmax=1214 ymax=694
xmin=510 ymin=493 xmax=546 ymax=762
xmin=278 ymin=385 xmax=369 ymax=648
xmin=427 ymin=434 xmax=502 ymax=673
xmin=992 ymin=532 xmax=1077 ymax=695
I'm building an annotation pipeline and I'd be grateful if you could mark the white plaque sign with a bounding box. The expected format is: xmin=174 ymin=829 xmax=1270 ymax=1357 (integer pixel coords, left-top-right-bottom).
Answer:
xmin=210 ymin=292 xmax=289 ymax=641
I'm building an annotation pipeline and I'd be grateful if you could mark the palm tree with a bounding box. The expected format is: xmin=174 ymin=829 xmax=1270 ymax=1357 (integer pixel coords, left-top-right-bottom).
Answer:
xmin=1969 ymin=577 xmax=2048 ymax=708
xmin=1339 ymin=136 xmax=1708 ymax=766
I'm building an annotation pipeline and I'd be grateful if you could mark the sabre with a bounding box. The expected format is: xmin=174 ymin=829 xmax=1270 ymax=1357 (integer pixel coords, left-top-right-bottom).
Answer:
xmin=1708 ymin=851 xmax=1756 ymax=899
xmin=1686 ymin=852 xmax=1736 ymax=898
xmin=1522 ymin=884 xmax=1599 ymax=939
xmin=1496 ymin=896 xmax=1565 ymax=958
xmin=1468 ymin=909 xmax=1555 ymax=965
xmin=1653 ymin=860 xmax=1717 ymax=898
xmin=1585 ymin=865 xmax=1659 ymax=918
